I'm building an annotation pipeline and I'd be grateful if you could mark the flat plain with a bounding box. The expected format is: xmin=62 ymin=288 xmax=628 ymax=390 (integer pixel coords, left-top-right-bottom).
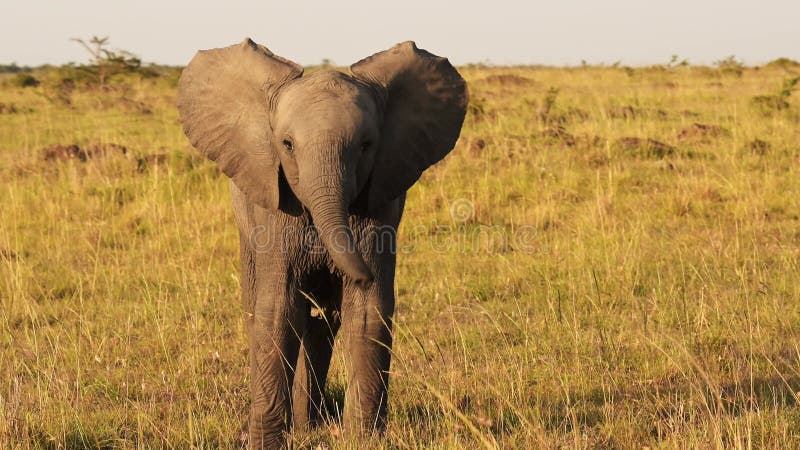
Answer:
xmin=1 ymin=58 xmax=800 ymax=448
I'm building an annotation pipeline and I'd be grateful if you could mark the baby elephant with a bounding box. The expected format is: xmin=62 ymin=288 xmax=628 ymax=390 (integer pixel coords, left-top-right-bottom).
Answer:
xmin=177 ymin=38 xmax=467 ymax=448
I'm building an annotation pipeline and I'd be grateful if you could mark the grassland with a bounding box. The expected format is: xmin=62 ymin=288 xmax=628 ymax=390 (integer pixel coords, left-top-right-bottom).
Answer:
xmin=1 ymin=58 xmax=800 ymax=448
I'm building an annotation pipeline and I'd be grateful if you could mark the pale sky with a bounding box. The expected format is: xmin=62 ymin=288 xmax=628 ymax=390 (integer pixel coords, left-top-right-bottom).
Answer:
xmin=1 ymin=0 xmax=798 ymax=67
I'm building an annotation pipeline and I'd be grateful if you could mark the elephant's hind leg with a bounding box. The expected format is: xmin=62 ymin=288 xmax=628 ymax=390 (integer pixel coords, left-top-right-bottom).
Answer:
xmin=292 ymin=272 xmax=342 ymax=430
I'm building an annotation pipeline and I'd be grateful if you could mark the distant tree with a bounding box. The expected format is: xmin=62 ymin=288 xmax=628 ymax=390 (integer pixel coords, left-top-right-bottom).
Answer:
xmin=714 ymin=55 xmax=744 ymax=77
xmin=71 ymin=36 xmax=142 ymax=87
xmin=667 ymin=55 xmax=689 ymax=68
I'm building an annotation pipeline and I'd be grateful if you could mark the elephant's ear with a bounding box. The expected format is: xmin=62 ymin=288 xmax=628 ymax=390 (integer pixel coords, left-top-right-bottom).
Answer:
xmin=350 ymin=41 xmax=468 ymax=211
xmin=177 ymin=38 xmax=303 ymax=210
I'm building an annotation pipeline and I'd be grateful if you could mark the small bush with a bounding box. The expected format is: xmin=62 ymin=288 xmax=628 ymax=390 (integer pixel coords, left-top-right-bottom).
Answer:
xmin=11 ymin=73 xmax=39 ymax=88
xmin=752 ymin=76 xmax=799 ymax=114
xmin=538 ymin=87 xmax=560 ymax=123
xmin=752 ymin=95 xmax=789 ymax=112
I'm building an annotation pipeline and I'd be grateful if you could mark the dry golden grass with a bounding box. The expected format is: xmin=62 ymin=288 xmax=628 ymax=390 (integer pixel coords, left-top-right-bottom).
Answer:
xmin=1 ymin=61 xmax=800 ymax=448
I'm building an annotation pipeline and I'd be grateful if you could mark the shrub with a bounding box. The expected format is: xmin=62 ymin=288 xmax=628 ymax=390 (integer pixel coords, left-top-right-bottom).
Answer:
xmin=752 ymin=76 xmax=799 ymax=114
xmin=11 ymin=73 xmax=39 ymax=88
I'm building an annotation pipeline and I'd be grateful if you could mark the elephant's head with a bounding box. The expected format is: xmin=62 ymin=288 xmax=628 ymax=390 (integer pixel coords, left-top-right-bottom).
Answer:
xmin=177 ymin=38 xmax=467 ymax=288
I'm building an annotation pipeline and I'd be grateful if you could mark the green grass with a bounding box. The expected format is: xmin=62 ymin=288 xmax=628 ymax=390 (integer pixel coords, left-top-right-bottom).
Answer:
xmin=1 ymin=62 xmax=800 ymax=448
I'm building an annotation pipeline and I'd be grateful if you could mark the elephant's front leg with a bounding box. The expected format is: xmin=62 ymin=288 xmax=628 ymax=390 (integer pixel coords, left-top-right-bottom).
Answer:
xmin=340 ymin=259 xmax=395 ymax=434
xmin=245 ymin=259 xmax=306 ymax=448
xmin=292 ymin=305 xmax=340 ymax=430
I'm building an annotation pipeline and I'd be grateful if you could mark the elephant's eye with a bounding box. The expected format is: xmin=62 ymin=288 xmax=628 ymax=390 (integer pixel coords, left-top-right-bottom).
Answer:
xmin=282 ymin=139 xmax=294 ymax=152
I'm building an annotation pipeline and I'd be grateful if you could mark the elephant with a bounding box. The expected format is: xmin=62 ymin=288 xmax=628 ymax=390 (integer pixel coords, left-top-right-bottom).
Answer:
xmin=177 ymin=38 xmax=467 ymax=448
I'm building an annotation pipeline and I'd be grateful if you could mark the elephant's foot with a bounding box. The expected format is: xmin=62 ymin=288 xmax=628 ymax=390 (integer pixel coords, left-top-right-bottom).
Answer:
xmin=246 ymin=430 xmax=287 ymax=450
xmin=247 ymin=406 xmax=292 ymax=449
xmin=343 ymin=407 xmax=388 ymax=438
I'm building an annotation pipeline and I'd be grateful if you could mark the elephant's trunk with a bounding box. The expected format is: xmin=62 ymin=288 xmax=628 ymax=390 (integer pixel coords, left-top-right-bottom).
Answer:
xmin=305 ymin=182 xmax=374 ymax=289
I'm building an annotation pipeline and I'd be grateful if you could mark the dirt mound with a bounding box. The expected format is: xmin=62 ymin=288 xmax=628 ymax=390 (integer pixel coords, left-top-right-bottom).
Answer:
xmin=540 ymin=126 xmax=576 ymax=147
xmin=746 ymin=139 xmax=770 ymax=156
xmin=607 ymin=106 xmax=669 ymax=120
xmin=677 ymin=123 xmax=728 ymax=141
xmin=536 ymin=127 xmax=606 ymax=150
xmin=466 ymin=138 xmax=487 ymax=156
xmin=101 ymin=97 xmax=153 ymax=115
xmin=43 ymin=143 xmax=128 ymax=162
xmin=0 ymin=248 xmax=19 ymax=261
xmin=608 ymin=106 xmax=639 ymax=119
xmin=0 ymin=102 xmax=18 ymax=114
xmin=613 ymin=137 xmax=675 ymax=159
xmin=480 ymin=74 xmax=534 ymax=86
xmin=136 ymin=153 xmax=169 ymax=173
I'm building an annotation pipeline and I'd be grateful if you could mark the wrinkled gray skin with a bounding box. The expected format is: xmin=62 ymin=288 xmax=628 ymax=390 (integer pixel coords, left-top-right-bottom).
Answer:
xmin=177 ymin=38 xmax=467 ymax=448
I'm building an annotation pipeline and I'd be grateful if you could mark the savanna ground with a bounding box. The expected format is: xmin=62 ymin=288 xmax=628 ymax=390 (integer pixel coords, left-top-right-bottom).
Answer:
xmin=1 ymin=55 xmax=800 ymax=449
